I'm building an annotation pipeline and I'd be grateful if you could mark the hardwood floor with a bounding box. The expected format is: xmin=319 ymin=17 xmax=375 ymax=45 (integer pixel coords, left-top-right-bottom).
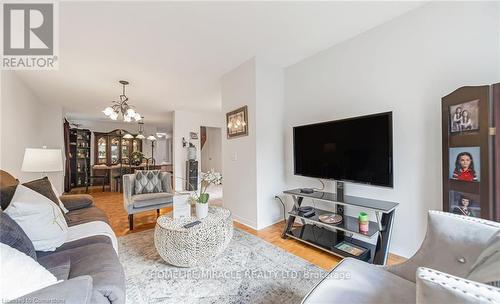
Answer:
xmin=72 ymin=187 xmax=405 ymax=271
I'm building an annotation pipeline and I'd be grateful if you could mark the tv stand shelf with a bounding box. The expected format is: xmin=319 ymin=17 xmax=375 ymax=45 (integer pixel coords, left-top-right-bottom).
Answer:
xmin=286 ymin=225 xmax=377 ymax=262
xmin=288 ymin=207 xmax=379 ymax=238
xmin=281 ymin=189 xmax=398 ymax=265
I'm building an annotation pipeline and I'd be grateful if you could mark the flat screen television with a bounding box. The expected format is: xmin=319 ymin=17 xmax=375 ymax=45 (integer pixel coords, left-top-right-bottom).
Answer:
xmin=293 ymin=112 xmax=393 ymax=187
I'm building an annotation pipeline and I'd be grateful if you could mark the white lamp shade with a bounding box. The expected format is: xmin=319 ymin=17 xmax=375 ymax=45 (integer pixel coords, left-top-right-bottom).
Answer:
xmin=21 ymin=148 xmax=63 ymax=173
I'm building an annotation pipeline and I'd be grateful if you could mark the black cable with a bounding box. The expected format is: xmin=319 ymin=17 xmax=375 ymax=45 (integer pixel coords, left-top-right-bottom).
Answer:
xmin=274 ymin=195 xmax=287 ymax=221
xmin=312 ymin=179 xmax=325 ymax=191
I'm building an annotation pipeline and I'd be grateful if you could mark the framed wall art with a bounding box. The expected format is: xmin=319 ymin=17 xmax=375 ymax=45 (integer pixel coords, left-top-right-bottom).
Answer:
xmin=449 ymin=99 xmax=479 ymax=134
xmin=449 ymin=190 xmax=480 ymax=218
xmin=448 ymin=147 xmax=480 ymax=182
xmin=226 ymin=105 xmax=248 ymax=139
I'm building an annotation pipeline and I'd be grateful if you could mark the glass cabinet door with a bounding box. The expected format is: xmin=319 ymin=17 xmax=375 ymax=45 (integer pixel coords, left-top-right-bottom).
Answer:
xmin=132 ymin=139 xmax=141 ymax=152
xmin=110 ymin=137 xmax=120 ymax=164
xmin=121 ymin=138 xmax=130 ymax=160
xmin=97 ymin=136 xmax=108 ymax=164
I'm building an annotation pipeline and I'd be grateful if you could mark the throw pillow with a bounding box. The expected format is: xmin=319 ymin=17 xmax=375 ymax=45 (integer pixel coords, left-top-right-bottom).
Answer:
xmin=0 ymin=243 xmax=58 ymax=302
xmin=135 ymin=170 xmax=163 ymax=194
xmin=49 ymin=181 xmax=69 ymax=214
xmin=5 ymin=185 xmax=68 ymax=252
xmin=467 ymin=229 xmax=500 ymax=286
xmin=23 ymin=177 xmax=70 ymax=220
xmin=0 ymin=185 xmax=17 ymax=210
xmin=0 ymin=210 xmax=37 ymax=260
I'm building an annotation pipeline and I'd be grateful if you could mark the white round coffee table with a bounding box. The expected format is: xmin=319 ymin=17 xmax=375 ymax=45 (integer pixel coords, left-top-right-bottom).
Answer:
xmin=154 ymin=206 xmax=233 ymax=267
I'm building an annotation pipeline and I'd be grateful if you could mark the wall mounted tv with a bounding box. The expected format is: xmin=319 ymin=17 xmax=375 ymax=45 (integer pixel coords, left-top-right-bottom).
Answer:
xmin=293 ymin=112 xmax=393 ymax=187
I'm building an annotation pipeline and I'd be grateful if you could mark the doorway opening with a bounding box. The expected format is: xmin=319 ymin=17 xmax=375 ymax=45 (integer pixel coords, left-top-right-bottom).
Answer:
xmin=200 ymin=126 xmax=222 ymax=205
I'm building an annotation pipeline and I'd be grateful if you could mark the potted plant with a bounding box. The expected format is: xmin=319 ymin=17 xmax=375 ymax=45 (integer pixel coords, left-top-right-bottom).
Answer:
xmin=131 ymin=151 xmax=144 ymax=166
xmin=190 ymin=169 xmax=222 ymax=219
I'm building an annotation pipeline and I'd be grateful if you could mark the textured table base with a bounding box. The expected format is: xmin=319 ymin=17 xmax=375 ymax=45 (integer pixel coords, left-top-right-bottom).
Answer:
xmin=154 ymin=206 xmax=233 ymax=267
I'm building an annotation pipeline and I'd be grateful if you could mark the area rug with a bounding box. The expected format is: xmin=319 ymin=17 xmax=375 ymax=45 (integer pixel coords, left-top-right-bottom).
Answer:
xmin=118 ymin=228 xmax=326 ymax=303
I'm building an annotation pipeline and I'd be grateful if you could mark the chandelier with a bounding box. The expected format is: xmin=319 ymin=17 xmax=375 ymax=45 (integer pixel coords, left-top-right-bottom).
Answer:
xmin=102 ymin=80 xmax=142 ymax=122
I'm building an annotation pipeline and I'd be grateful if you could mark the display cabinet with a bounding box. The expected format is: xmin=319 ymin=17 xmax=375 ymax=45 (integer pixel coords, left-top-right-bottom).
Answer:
xmin=93 ymin=129 xmax=142 ymax=166
xmin=69 ymin=128 xmax=91 ymax=188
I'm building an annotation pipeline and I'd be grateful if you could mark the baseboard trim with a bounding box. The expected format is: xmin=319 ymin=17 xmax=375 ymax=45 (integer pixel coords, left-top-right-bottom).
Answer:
xmin=256 ymin=218 xmax=286 ymax=230
xmin=234 ymin=218 xmax=286 ymax=231
xmin=232 ymin=215 xmax=258 ymax=230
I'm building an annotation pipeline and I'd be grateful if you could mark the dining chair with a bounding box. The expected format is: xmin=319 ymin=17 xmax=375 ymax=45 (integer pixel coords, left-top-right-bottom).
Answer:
xmin=85 ymin=167 xmax=109 ymax=193
xmin=114 ymin=158 xmax=132 ymax=193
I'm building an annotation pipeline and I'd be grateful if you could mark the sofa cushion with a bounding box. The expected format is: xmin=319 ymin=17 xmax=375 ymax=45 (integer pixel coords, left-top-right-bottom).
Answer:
xmin=67 ymin=206 xmax=110 ymax=227
xmin=60 ymin=242 xmax=125 ymax=304
xmin=0 ymin=210 xmax=36 ymax=260
xmin=134 ymin=170 xmax=163 ymax=194
xmin=36 ymin=235 xmax=113 ymax=258
xmin=60 ymin=194 xmax=94 ymax=211
xmin=5 ymin=185 xmax=68 ymax=252
xmin=302 ymin=258 xmax=416 ymax=304
xmin=9 ymin=276 xmax=94 ymax=304
xmin=467 ymin=229 xmax=500 ymax=286
xmin=132 ymin=192 xmax=173 ymax=208
xmin=0 ymin=243 xmax=58 ymax=302
xmin=38 ymin=252 xmax=71 ymax=280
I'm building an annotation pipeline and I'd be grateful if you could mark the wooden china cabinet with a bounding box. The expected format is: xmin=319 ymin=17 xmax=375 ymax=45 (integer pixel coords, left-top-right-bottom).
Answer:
xmin=93 ymin=129 xmax=142 ymax=166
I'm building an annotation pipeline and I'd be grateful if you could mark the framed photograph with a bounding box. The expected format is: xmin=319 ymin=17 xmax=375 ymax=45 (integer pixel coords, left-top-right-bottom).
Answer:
xmin=449 ymin=99 xmax=479 ymax=134
xmin=334 ymin=241 xmax=368 ymax=257
xmin=449 ymin=190 xmax=480 ymax=218
xmin=449 ymin=147 xmax=480 ymax=182
xmin=226 ymin=105 xmax=248 ymax=139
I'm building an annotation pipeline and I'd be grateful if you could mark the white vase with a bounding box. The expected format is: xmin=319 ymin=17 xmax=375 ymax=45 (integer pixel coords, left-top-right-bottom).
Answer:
xmin=196 ymin=203 xmax=208 ymax=219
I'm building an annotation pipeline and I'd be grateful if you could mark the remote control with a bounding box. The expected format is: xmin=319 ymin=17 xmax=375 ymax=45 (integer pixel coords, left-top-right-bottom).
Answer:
xmin=300 ymin=188 xmax=314 ymax=194
xmin=183 ymin=221 xmax=201 ymax=228
xmin=298 ymin=206 xmax=313 ymax=213
xmin=302 ymin=210 xmax=316 ymax=218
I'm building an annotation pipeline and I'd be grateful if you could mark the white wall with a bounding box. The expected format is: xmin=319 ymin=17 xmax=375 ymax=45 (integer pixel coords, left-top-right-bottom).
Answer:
xmin=68 ymin=119 xmax=171 ymax=165
xmin=1 ymin=72 xmax=65 ymax=193
xmin=172 ymin=110 xmax=223 ymax=190
xmin=283 ymin=1 xmax=500 ymax=257
xmin=201 ymin=127 xmax=222 ymax=173
xmin=221 ymin=57 xmax=285 ymax=229
xmin=221 ymin=58 xmax=258 ymax=227
xmin=255 ymin=59 xmax=285 ymax=229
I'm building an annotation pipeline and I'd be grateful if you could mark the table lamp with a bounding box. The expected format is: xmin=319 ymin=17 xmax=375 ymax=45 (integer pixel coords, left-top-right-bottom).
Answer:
xmin=21 ymin=147 xmax=63 ymax=176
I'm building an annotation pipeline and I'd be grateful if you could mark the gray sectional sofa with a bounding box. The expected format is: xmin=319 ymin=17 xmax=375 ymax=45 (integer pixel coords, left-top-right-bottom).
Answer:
xmin=1 ymin=191 xmax=125 ymax=304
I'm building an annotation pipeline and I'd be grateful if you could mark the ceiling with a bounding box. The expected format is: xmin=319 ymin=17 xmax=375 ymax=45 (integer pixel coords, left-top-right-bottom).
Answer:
xmin=13 ymin=1 xmax=424 ymax=127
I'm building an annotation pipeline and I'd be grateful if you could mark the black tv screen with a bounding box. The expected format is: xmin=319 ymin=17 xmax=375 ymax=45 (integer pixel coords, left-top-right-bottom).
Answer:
xmin=293 ymin=112 xmax=393 ymax=187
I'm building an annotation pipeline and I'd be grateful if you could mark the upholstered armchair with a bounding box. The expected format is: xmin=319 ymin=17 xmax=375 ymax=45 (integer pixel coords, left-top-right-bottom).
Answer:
xmin=302 ymin=211 xmax=500 ymax=303
xmin=123 ymin=172 xmax=174 ymax=230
